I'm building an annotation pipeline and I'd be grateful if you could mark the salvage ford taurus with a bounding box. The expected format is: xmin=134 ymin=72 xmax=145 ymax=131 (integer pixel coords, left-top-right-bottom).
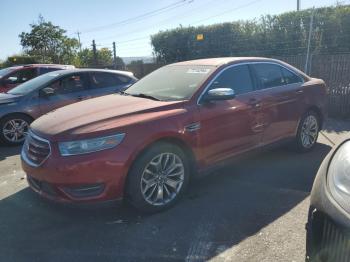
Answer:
xmin=21 ymin=57 xmax=327 ymax=212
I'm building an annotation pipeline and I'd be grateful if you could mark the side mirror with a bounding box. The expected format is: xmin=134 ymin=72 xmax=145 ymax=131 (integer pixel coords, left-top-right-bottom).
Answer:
xmin=204 ymin=88 xmax=236 ymax=102
xmin=40 ymin=87 xmax=55 ymax=97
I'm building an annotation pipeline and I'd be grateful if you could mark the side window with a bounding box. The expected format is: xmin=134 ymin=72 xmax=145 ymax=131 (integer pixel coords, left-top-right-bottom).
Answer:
xmin=90 ymin=72 xmax=129 ymax=89
xmin=209 ymin=65 xmax=254 ymax=95
xmin=5 ymin=69 xmax=36 ymax=84
xmin=280 ymin=67 xmax=303 ymax=84
xmin=39 ymin=67 xmax=62 ymax=75
xmin=253 ymin=63 xmax=284 ymax=89
xmin=49 ymin=74 xmax=88 ymax=95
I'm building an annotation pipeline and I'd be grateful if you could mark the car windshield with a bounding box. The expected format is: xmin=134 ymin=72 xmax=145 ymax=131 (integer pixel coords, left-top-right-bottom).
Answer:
xmin=7 ymin=72 xmax=60 ymax=95
xmin=125 ymin=65 xmax=215 ymax=101
xmin=0 ymin=67 xmax=15 ymax=78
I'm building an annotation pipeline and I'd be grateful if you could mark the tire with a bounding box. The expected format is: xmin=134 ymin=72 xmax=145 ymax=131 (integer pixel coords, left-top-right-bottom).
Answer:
xmin=0 ymin=114 xmax=32 ymax=146
xmin=126 ymin=142 xmax=190 ymax=213
xmin=294 ymin=110 xmax=320 ymax=152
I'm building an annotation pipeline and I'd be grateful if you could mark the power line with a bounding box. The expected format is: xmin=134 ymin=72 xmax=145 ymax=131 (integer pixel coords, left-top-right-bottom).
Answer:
xmin=191 ymin=0 xmax=263 ymax=25
xmin=87 ymin=0 xmax=263 ymax=46
xmin=89 ymin=0 xmax=232 ymax=42
xmin=80 ymin=0 xmax=193 ymax=34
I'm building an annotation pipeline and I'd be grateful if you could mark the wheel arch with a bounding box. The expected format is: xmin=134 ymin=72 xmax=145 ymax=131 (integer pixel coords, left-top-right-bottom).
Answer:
xmin=306 ymin=105 xmax=324 ymax=128
xmin=123 ymin=135 xmax=198 ymax=196
xmin=0 ymin=112 xmax=35 ymax=123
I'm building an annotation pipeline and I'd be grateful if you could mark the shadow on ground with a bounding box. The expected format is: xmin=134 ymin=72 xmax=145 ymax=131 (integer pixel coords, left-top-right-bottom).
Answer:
xmin=322 ymin=117 xmax=350 ymax=133
xmin=0 ymin=146 xmax=21 ymax=161
xmin=0 ymin=143 xmax=331 ymax=262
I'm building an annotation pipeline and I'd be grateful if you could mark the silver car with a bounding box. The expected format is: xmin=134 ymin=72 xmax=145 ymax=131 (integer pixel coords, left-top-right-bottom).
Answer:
xmin=0 ymin=69 xmax=137 ymax=145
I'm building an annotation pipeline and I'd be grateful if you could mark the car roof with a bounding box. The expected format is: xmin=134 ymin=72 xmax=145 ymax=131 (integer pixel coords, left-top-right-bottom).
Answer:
xmin=168 ymin=56 xmax=309 ymax=78
xmin=169 ymin=57 xmax=287 ymax=67
xmin=44 ymin=68 xmax=135 ymax=77
xmin=9 ymin=64 xmax=75 ymax=69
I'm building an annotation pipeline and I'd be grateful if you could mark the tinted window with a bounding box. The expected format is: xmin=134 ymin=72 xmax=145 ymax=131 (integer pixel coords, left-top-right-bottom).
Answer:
xmin=281 ymin=67 xmax=303 ymax=84
xmin=38 ymin=67 xmax=62 ymax=75
xmin=0 ymin=68 xmax=15 ymax=78
xmin=126 ymin=65 xmax=215 ymax=101
xmin=253 ymin=63 xmax=284 ymax=89
xmin=90 ymin=72 xmax=129 ymax=89
xmin=7 ymin=72 xmax=61 ymax=95
xmin=5 ymin=68 xmax=37 ymax=84
xmin=209 ymin=65 xmax=254 ymax=95
xmin=49 ymin=73 xmax=88 ymax=94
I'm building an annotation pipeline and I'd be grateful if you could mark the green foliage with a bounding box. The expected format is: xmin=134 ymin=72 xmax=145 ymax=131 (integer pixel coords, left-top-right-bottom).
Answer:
xmin=76 ymin=47 xmax=124 ymax=67
xmin=2 ymin=55 xmax=38 ymax=67
xmin=151 ymin=5 xmax=350 ymax=63
xmin=19 ymin=15 xmax=79 ymax=64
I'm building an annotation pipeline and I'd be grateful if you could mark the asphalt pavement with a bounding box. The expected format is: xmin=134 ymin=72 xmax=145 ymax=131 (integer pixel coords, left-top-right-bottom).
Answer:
xmin=0 ymin=126 xmax=343 ymax=262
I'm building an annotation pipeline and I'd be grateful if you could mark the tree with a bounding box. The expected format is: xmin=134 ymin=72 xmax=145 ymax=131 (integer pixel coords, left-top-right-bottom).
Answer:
xmin=151 ymin=5 xmax=350 ymax=63
xmin=19 ymin=15 xmax=79 ymax=64
xmin=2 ymin=55 xmax=38 ymax=67
xmin=76 ymin=47 xmax=124 ymax=68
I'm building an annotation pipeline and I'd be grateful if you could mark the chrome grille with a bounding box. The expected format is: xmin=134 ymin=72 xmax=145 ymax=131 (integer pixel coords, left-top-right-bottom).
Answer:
xmin=314 ymin=216 xmax=350 ymax=262
xmin=22 ymin=131 xmax=51 ymax=167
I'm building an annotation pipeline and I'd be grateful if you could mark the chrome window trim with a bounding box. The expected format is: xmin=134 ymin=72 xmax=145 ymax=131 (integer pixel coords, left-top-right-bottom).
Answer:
xmin=197 ymin=61 xmax=305 ymax=105
xmin=21 ymin=130 xmax=52 ymax=167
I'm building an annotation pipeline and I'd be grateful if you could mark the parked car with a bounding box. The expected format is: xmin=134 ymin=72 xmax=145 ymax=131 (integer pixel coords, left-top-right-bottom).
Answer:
xmin=306 ymin=140 xmax=350 ymax=262
xmin=0 ymin=69 xmax=137 ymax=145
xmin=0 ymin=64 xmax=75 ymax=93
xmin=21 ymin=57 xmax=327 ymax=212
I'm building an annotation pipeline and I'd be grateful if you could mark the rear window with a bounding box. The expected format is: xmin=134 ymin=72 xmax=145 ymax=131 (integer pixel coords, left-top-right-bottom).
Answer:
xmin=38 ymin=67 xmax=62 ymax=75
xmin=253 ymin=63 xmax=285 ymax=89
xmin=90 ymin=72 xmax=130 ymax=89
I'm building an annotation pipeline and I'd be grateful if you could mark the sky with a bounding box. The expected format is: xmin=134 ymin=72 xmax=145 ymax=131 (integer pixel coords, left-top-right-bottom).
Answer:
xmin=0 ymin=0 xmax=348 ymax=60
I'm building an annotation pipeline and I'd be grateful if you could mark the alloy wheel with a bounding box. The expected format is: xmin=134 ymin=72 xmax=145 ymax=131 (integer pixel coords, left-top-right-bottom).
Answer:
xmin=2 ymin=119 xmax=29 ymax=143
xmin=140 ymin=152 xmax=185 ymax=206
xmin=300 ymin=115 xmax=319 ymax=148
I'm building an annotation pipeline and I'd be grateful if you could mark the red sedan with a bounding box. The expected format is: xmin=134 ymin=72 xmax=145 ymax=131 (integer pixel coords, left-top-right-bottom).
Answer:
xmin=21 ymin=57 xmax=327 ymax=212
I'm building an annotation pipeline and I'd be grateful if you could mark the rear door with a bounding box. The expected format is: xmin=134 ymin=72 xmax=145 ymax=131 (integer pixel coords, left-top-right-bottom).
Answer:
xmin=197 ymin=64 xmax=265 ymax=165
xmin=88 ymin=72 xmax=134 ymax=98
xmin=2 ymin=68 xmax=37 ymax=90
xmin=251 ymin=63 xmax=304 ymax=144
xmin=38 ymin=72 xmax=91 ymax=115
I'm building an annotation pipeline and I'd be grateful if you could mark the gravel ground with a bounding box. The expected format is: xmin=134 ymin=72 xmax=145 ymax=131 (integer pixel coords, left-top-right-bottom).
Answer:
xmin=0 ymin=135 xmax=334 ymax=262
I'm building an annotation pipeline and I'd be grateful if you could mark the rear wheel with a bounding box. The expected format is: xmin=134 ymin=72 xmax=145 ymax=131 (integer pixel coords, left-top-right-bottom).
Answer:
xmin=0 ymin=114 xmax=32 ymax=146
xmin=126 ymin=142 xmax=190 ymax=213
xmin=295 ymin=111 xmax=320 ymax=152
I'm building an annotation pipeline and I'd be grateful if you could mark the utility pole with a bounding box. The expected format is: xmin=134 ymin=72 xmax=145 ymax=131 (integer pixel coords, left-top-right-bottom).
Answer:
xmin=304 ymin=8 xmax=315 ymax=74
xmin=297 ymin=0 xmax=300 ymax=11
xmin=113 ymin=42 xmax=117 ymax=70
xmin=92 ymin=40 xmax=98 ymax=67
xmin=76 ymin=31 xmax=82 ymax=52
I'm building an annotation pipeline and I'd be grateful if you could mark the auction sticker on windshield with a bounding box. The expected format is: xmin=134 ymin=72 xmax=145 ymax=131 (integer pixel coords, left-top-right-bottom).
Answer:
xmin=186 ymin=68 xmax=211 ymax=74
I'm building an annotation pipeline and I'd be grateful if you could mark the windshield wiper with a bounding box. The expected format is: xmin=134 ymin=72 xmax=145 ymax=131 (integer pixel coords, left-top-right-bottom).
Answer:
xmin=130 ymin=93 xmax=160 ymax=101
xmin=116 ymin=90 xmax=130 ymax=96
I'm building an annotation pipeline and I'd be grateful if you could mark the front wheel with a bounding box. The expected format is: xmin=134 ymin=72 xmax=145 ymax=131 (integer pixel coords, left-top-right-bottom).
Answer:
xmin=295 ymin=111 xmax=320 ymax=152
xmin=126 ymin=142 xmax=190 ymax=213
xmin=0 ymin=114 xmax=31 ymax=146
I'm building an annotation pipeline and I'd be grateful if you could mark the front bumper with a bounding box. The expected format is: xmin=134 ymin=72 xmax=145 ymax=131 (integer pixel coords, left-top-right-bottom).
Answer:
xmin=21 ymin=139 xmax=131 ymax=203
xmin=306 ymin=140 xmax=350 ymax=261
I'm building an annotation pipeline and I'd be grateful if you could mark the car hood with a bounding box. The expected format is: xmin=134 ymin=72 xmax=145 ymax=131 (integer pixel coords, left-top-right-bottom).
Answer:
xmin=0 ymin=93 xmax=23 ymax=104
xmin=31 ymin=94 xmax=185 ymax=140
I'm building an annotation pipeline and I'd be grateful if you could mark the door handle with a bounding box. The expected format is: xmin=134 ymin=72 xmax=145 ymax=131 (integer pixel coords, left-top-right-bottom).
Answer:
xmin=248 ymin=98 xmax=262 ymax=109
xmin=296 ymin=89 xmax=304 ymax=94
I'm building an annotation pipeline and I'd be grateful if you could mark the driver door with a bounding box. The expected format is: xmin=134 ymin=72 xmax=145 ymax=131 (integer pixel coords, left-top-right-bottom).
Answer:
xmin=197 ymin=64 xmax=266 ymax=166
xmin=38 ymin=73 xmax=91 ymax=115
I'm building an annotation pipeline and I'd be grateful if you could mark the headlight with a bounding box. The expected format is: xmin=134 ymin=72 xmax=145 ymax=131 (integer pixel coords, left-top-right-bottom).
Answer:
xmin=328 ymin=141 xmax=350 ymax=213
xmin=58 ymin=133 xmax=125 ymax=156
